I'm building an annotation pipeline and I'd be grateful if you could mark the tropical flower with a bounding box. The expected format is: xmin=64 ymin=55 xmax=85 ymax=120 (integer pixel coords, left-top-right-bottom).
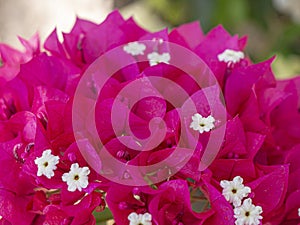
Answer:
xmin=220 ymin=176 xmax=251 ymax=207
xmin=62 ymin=163 xmax=90 ymax=192
xmin=34 ymin=149 xmax=59 ymax=178
xmin=217 ymin=49 xmax=244 ymax=65
xmin=147 ymin=52 xmax=171 ymax=66
xmin=234 ymin=198 xmax=263 ymax=225
xmin=0 ymin=9 xmax=299 ymax=225
xmin=128 ymin=212 xmax=152 ymax=225
xmin=190 ymin=113 xmax=215 ymax=134
xmin=123 ymin=41 xmax=146 ymax=56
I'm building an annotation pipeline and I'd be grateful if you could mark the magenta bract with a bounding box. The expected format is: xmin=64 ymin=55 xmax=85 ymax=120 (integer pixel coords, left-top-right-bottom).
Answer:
xmin=0 ymin=10 xmax=299 ymax=225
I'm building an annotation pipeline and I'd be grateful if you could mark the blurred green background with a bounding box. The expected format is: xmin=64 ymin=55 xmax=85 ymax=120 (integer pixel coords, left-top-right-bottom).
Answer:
xmin=119 ymin=0 xmax=300 ymax=79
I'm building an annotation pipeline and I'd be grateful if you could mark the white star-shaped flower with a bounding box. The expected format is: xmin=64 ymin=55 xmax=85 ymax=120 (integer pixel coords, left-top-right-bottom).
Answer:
xmin=128 ymin=212 xmax=152 ymax=225
xmin=147 ymin=52 xmax=170 ymax=66
xmin=34 ymin=149 xmax=59 ymax=179
xmin=123 ymin=42 xmax=146 ymax=56
xmin=220 ymin=176 xmax=251 ymax=207
xmin=234 ymin=198 xmax=263 ymax=225
xmin=190 ymin=113 xmax=215 ymax=134
xmin=62 ymin=163 xmax=90 ymax=192
xmin=217 ymin=49 xmax=244 ymax=65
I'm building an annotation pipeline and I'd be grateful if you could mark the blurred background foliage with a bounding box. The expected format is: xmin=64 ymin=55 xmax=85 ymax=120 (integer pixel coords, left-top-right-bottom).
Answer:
xmin=119 ymin=0 xmax=300 ymax=78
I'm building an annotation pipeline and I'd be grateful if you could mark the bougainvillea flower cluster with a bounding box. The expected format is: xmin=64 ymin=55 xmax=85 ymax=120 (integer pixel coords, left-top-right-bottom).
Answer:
xmin=0 ymin=10 xmax=300 ymax=225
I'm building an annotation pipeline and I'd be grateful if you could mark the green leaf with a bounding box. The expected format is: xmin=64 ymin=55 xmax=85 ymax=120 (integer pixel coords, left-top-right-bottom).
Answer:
xmin=190 ymin=188 xmax=211 ymax=213
xmin=94 ymin=207 xmax=113 ymax=222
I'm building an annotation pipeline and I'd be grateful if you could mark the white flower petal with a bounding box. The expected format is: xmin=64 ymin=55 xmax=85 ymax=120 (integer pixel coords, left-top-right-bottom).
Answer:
xmin=128 ymin=212 xmax=139 ymax=222
xmin=128 ymin=212 xmax=152 ymax=225
xmin=123 ymin=42 xmax=146 ymax=56
xmin=34 ymin=149 xmax=59 ymax=179
xmin=190 ymin=113 xmax=216 ymax=134
xmin=234 ymin=198 xmax=263 ymax=225
xmin=217 ymin=49 xmax=244 ymax=65
xmin=147 ymin=52 xmax=170 ymax=66
xmin=62 ymin=163 xmax=90 ymax=192
xmin=220 ymin=176 xmax=251 ymax=207
xmin=142 ymin=212 xmax=152 ymax=222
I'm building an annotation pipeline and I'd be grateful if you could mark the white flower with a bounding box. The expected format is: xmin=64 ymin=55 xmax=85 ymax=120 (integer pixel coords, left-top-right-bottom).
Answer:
xmin=128 ymin=212 xmax=152 ymax=225
xmin=217 ymin=49 xmax=244 ymax=65
xmin=62 ymin=163 xmax=90 ymax=192
xmin=34 ymin=149 xmax=59 ymax=179
xmin=298 ymin=208 xmax=300 ymax=217
xmin=234 ymin=198 xmax=263 ymax=225
xmin=190 ymin=113 xmax=215 ymax=134
xmin=147 ymin=52 xmax=170 ymax=66
xmin=123 ymin=42 xmax=146 ymax=56
xmin=220 ymin=176 xmax=251 ymax=207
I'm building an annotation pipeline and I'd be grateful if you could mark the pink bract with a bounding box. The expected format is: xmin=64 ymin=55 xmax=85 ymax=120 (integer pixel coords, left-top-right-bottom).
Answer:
xmin=0 ymin=10 xmax=299 ymax=225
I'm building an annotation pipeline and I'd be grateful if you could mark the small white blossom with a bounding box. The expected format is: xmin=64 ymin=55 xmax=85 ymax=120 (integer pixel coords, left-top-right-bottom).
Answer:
xmin=147 ymin=52 xmax=170 ymax=66
xmin=34 ymin=149 xmax=59 ymax=179
xmin=190 ymin=113 xmax=215 ymax=134
xmin=123 ymin=42 xmax=146 ymax=56
xmin=128 ymin=212 xmax=152 ymax=225
xmin=298 ymin=208 xmax=300 ymax=217
xmin=62 ymin=163 xmax=90 ymax=192
xmin=217 ymin=49 xmax=244 ymax=65
xmin=220 ymin=176 xmax=251 ymax=207
xmin=234 ymin=198 xmax=263 ymax=225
